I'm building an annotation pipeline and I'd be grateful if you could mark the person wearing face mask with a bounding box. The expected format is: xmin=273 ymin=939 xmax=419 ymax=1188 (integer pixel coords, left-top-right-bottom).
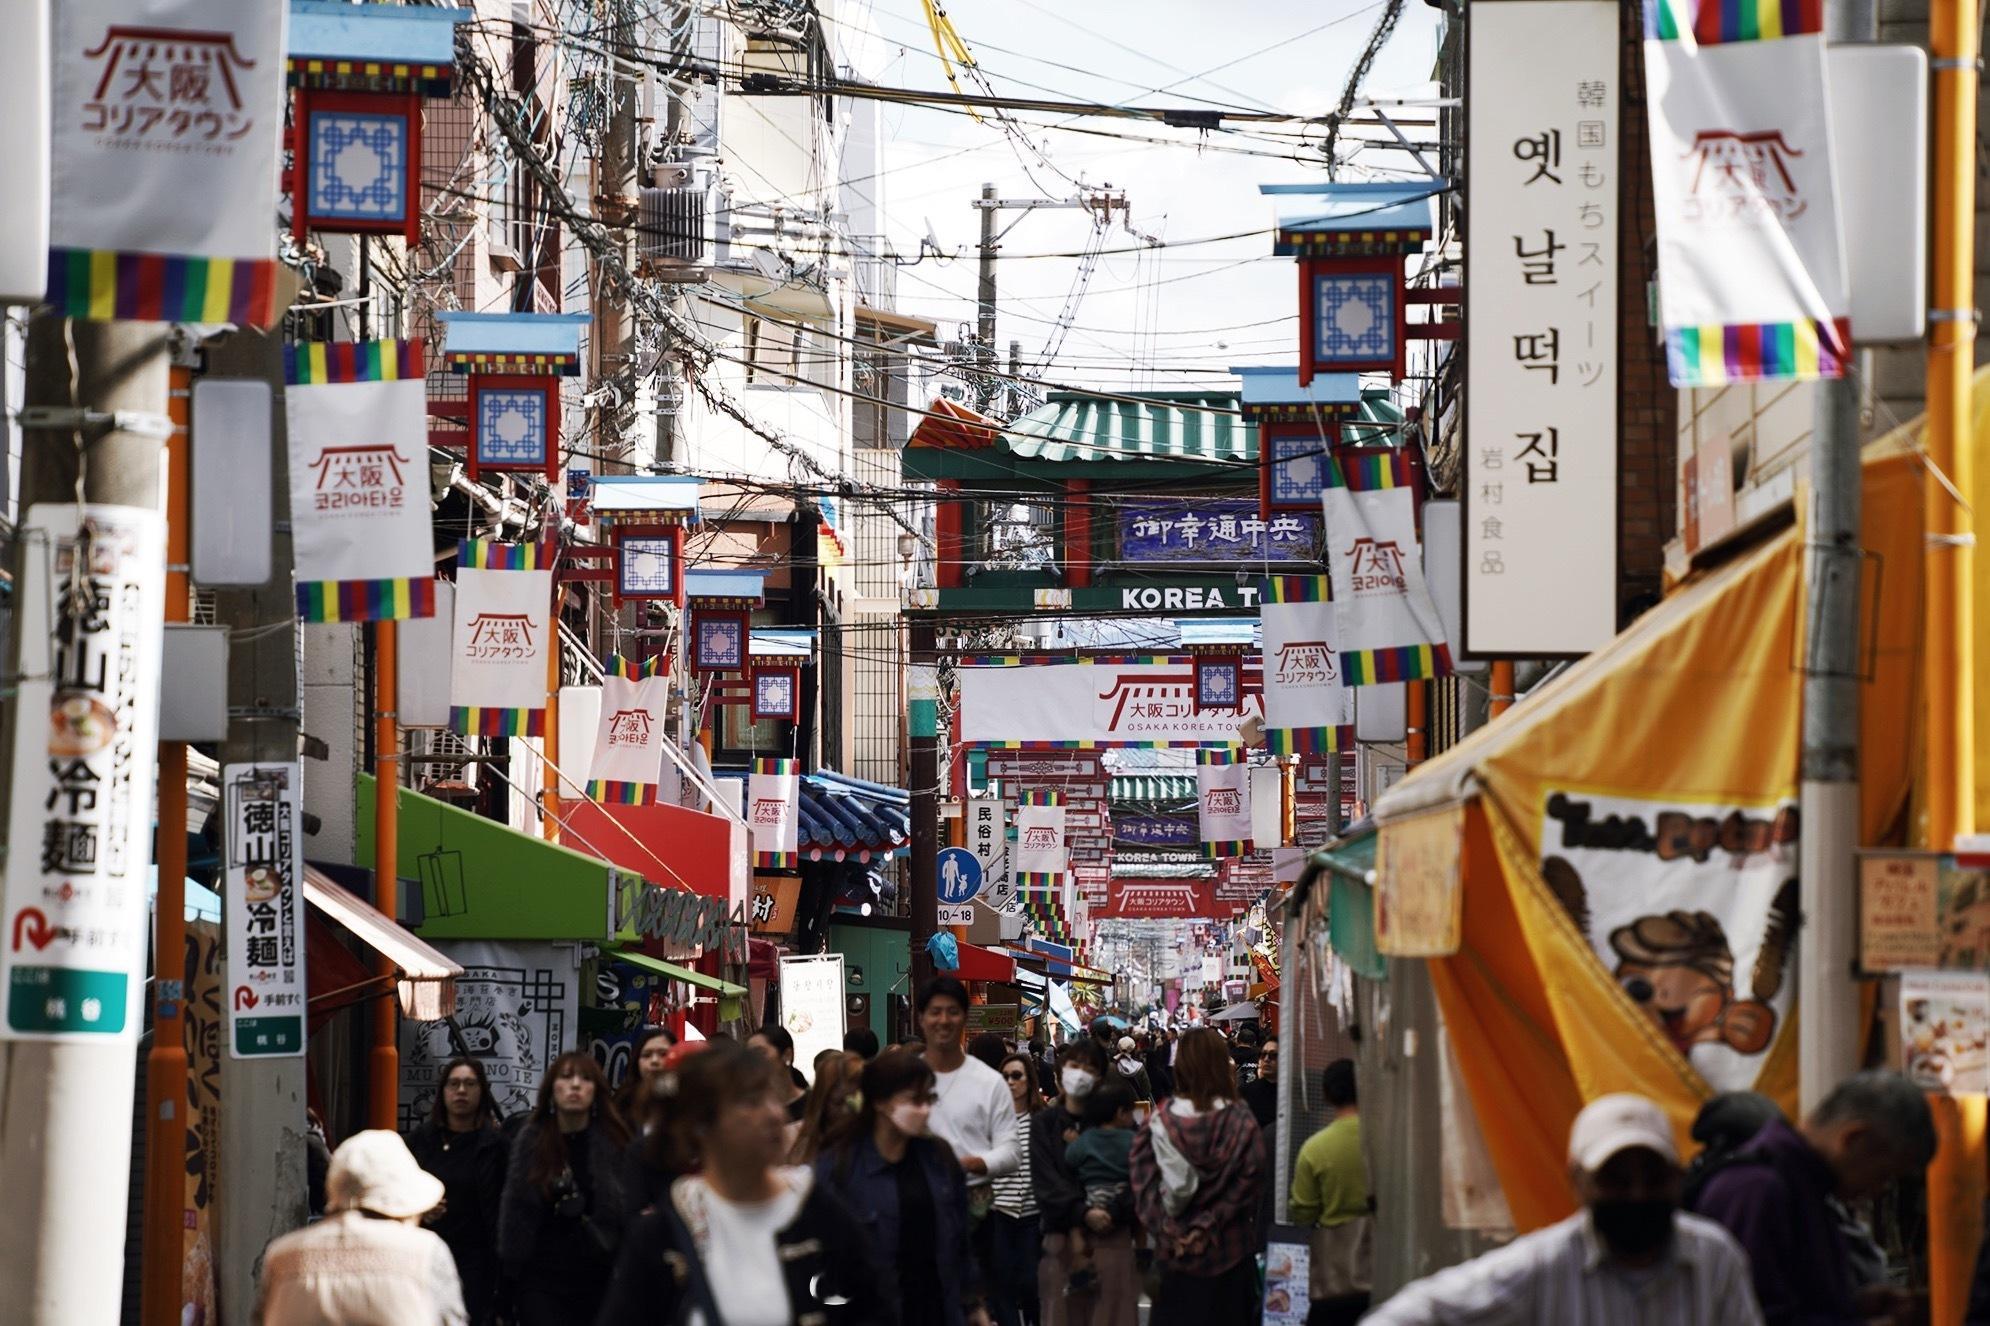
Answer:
xmin=1364 ymin=1094 xmax=1762 ymax=1325
xmin=1694 ymin=1071 xmax=1936 ymax=1325
xmin=815 ymin=1048 xmax=991 ymax=1326
xmin=1030 ymin=1038 xmax=1112 ymax=1326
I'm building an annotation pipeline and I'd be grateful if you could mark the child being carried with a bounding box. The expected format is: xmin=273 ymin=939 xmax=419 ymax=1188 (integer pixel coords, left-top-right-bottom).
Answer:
xmin=1063 ymin=1076 xmax=1138 ymax=1295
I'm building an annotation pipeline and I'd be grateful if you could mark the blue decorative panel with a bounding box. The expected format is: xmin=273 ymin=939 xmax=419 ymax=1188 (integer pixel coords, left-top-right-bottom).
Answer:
xmin=754 ymin=672 xmax=797 ymax=718
xmin=694 ymin=615 xmax=746 ymax=671
xmin=476 ymin=388 xmax=549 ymax=468
xmin=619 ymin=537 xmax=676 ymax=598
xmin=1313 ymin=272 xmax=1397 ymax=365
xmin=1268 ymin=432 xmax=1328 ymax=508
xmin=308 ymin=110 xmax=409 ymax=223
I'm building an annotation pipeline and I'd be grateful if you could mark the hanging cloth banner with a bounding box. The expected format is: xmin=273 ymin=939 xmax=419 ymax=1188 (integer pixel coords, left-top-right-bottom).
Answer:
xmin=1643 ymin=0 xmax=1850 ymax=385
xmin=1015 ymin=790 xmax=1069 ymax=887
xmin=1258 ymin=577 xmax=1355 ymax=755
xmin=586 ymin=654 xmax=668 ymax=805
xmin=1197 ymin=748 xmax=1253 ymax=859
xmin=749 ymin=757 xmax=800 ymax=867
xmin=49 ymin=0 xmax=288 ymax=323
xmin=1323 ymin=453 xmax=1453 ymax=684
xmin=285 ymin=340 xmax=438 ymax=622
xmin=449 ymin=540 xmax=553 ymax=737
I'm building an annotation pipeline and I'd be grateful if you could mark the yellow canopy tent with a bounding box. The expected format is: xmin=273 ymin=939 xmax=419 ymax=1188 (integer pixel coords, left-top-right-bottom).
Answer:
xmin=1371 ymin=432 xmax=1929 ymax=1232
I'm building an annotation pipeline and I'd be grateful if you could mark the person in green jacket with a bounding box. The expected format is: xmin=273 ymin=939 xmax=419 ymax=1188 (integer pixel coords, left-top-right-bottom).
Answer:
xmin=1288 ymin=1060 xmax=1371 ymax=1326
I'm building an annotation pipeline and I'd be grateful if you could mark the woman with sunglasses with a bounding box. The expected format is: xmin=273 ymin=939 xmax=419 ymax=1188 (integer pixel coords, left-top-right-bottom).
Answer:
xmin=987 ymin=1053 xmax=1045 ymax=1326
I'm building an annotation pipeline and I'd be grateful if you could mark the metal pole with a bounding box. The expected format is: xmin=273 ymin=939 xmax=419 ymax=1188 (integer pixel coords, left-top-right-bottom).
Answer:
xmin=975 ymin=182 xmax=997 ymax=410
xmin=1488 ymin=660 xmax=1514 ymax=720
xmin=371 ymin=620 xmax=400 ymax=1129
xmin=909 ymin=621 xmax=940 ymax=995
xmin=140 ymin=360 xmax=193 ymax=1326
xmin=0 ymin=313 xmax=170 ymax=1325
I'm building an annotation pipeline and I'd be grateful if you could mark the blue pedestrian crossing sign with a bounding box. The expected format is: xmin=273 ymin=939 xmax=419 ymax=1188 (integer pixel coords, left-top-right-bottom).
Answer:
xmin=937 ymin=847 xmax=984 ymax=904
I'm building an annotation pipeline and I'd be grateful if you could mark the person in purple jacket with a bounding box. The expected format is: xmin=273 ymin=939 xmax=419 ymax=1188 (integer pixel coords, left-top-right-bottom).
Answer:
xmin=1694 ymin=1071 xmax=1936 ymax=1326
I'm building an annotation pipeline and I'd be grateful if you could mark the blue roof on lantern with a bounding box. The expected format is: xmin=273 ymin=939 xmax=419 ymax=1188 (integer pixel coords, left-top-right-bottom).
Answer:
xmin=684 ymin=569 xmax=767 ymax=604
xmin=436 ymin=312 xmax=590 ymax=358
xmin=289 ymin=2 xmax=471 ymax=65
xmin=1259 ymin=181 xmax=1441 ymax=235
xmin=1231 ymin=365 xmax=1364 ymax=409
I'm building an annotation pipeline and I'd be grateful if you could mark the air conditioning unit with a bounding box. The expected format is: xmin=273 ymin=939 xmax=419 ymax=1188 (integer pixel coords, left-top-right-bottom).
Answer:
xmin=638 ymin=182 xmax=714 ymax=279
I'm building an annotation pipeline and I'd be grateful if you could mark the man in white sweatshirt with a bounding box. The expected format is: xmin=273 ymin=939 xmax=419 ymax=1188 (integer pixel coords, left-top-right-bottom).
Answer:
xmin=919 ymin=975 xmax=1021 ymax=1196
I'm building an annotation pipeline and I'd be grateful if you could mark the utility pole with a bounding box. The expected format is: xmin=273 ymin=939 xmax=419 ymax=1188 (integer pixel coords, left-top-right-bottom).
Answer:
xmin=970 ymin=184 xmax=1106 ymax=413
xmin=0 ymin=314 xmax=169 ymax=1324
xmin=908 ymin=623 xmax=940 ymax=1008
xmin=205 ymin=327 xmax=308 ymax=1326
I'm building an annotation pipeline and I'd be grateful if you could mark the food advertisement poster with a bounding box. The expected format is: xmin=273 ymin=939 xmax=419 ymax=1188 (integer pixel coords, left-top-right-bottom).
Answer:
xmin=1902 ymin=972 xmax=1990 ymax=1096
xmin=778 ymin=953 xmax=845 ymax=1085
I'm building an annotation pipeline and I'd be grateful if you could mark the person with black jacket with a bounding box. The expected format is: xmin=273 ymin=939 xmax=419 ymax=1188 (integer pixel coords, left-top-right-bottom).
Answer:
xmin=1031 ymin=1037 xmax=1112 ymax=1326
xmin=407 ymin=1056 xmax=509 ymax=1326
xmin=497 ymin=1051 xmax=632 ymax=1326
xmin=599 ymin=1039 xmax=898 ymax=1325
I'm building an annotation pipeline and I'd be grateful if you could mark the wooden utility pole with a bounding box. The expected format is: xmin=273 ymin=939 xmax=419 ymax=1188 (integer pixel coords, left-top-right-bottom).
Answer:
xmin=0 ymin=314 xmax=169 ymax=1324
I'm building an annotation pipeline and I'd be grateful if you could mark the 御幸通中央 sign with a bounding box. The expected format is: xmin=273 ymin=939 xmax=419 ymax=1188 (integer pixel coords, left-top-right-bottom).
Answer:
xmin=1464 ymin=0 xmax=1620 ymax=656
xmin=1 ymin=505 xmax=166 ymax=1041
xmin=1118 ymin=500 xmax=1320 ymax=564
xmin=224 ymin=762 xmax=307 ymax=1058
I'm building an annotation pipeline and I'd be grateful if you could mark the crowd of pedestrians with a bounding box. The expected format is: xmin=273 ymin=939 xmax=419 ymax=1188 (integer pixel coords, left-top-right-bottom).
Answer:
xmin=252 ymin=985 xmax=1973 ymax=1326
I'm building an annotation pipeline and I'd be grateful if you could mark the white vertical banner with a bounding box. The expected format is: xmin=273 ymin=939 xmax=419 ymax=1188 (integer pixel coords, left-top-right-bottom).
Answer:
xmin=1196 ymin=750 xmax=1253 ymax=858
xmin=778 ymin=953 xmax=846 ymax=1084
xmin=586 ymin=656 xmax=670 ymax=803
xmin=1014 ymin=798 xmax=1069 ymax=884
xmin=222 ymin=762 xmax=306 ymax=1058
xmin=969 ymin=796 xmax=1016 ymax=913
xmin=1250 ymin=765 xmax=1285 ymax=850
xmin=1643 ymin=0 xmax=1850 ymax=385
xmin=749 ymin=757 xmax=800 ymax=867
xmin=1258 ymin=580 xmax=1355 ymax=755
xmin=1 ymin=505 xmax=165 ymax=1041
xmin=449 ymin=540 xmax=553 ymax=735
xmin=1323 ymin=477 xmax=1452 ymax=682
xmin=1465 ymin=0 xmax=1620 ymax=656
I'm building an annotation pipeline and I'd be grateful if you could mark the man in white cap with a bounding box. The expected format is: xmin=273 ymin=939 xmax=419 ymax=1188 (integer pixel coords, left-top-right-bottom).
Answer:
xmin=1115 ymin=1034 xmax=1154 ymax=1101
xmin=256 ymin=1130 xmax=468 ymax=1325
xmin=1365 ymin=1093 xmax=1762 ymax=1325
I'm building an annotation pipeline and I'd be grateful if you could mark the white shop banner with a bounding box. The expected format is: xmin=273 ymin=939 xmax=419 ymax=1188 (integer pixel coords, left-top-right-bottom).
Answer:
xmin=1015 ymin=801 xmax=1069 ymax=883
xmin=958 ymin=660 xmax=1263 ymax=747
xmin=1323 ymin=482 xmax=1452 ymax=683
xmin=1257 ymin=590 xmax=1354 ymax=756
xmin=778 ymin=954 xmax=846 ymax=1085
xmin=1197 ymin=753 xmax=1253 ymax=857
xmin=1540 ymin=789 xmax=1798 ymax=1092
xmin=749 ymin=758 xmax=800 ymax=867
xmin=449 ymin=541 xmax=553 ymax=736
xmin=400 ymin=941 xmax=580 ymax=1130
xmin=1644 ymin=2 xmax=1850 ymax=385
xmin=1465 ymin=1 xmax=1620 ymax=655
xmin=50 ymin=0 xmax=287 ymax=323
xmin=969 ymin=797 xmax=1017 ymax=914
xmin=1 ymin=504 xmax=165 ymax=1041
xmin=222 ymin=762 xmax=305 ymax=1058
xmin=286 ymin=373 xmax=435 ymax=604
xmin=586 ymin=657 xmax=669 ymax=803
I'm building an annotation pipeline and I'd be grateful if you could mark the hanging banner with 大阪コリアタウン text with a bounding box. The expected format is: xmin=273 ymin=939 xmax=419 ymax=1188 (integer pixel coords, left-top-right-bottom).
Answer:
xmin=587 ymin=654 xmax=668 ymax=804
xmin=1321 ymin=453 xmax=1453 ymax=684
xmin=1015 ymin=792 xmax=1069 ymax=888
xmin=1196 ymin=749 xmax=1253 ymax=859
xmin=222 ymin=762 xmax=306 ymax=1058
xmin=449 ymin=540 xmax=553 ymax=737
xmin=1464 ymin=0 xmax=1620 ymax=656
xmin=48 ymin=0 xmax=289 ymax=323
xmin=1117 ymin=500 xmax=1321 ymax=564
xmin=1642 ymin=0 xmax=1850 ymax=386
xmin=958 ymin=657 xmax=1263 ymax=748
xmin=749 ymin=758 xmax=799 ymax=868
xmin=1 ymin=504 xmax=166 ymax=1041
xmin=1256 ymin=578 xmax=1354 ymax=755
xmin=286 ymin=341 xmax=438 ymax=623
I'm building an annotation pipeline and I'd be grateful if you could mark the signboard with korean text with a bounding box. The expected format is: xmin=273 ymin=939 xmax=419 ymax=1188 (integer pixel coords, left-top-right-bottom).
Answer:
xmin=48 ymin=0 xmax=287 ymax=323
xmin=1 ymin=505 xmax=165 ymax=1040
xmin=969 ymin=797 xmax=1017 ymax=914
xmin=1119 ymin=500 xmax=1320 ymax=564
xmin=959 ymin=659 xmax=1264 ymax=748
xmin=778 ymin=954 xmax=845 ymax=1084
xmin=749 ymin=874 xmax=801 ymax=934
xmin=1465 ymin=1 xmax=1620 ymax=655
xmin=1858 ymin=852 xmax=1990 ymax=974
xmin=223 ymin=762 xmax=305 ymax=1057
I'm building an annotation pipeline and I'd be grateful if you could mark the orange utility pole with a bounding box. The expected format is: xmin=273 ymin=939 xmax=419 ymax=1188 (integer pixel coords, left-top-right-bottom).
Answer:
xmin=370 ymin=622 xmax=400 ymax=1129
xmin=1488 ymin=660 xmax=1514 ymax=720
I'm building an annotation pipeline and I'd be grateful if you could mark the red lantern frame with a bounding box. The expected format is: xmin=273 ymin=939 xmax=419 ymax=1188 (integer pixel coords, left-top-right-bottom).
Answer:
xmin=467 ymin=374 xmax=562 ymax=484
xmin=689 ymin=607 xmax=752 ymax=675
xmin=291 ymin=88 xmax=424 ymax=246
xmin=750 ymin=663 xmax=802 ymax=721
xmin=611 ymin=526 xmax=686 ymax=608
xmin=1297 ymin=253 xmax=1406 ymax=384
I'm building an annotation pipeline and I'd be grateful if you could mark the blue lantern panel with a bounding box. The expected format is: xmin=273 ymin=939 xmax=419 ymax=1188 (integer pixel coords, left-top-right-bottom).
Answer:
xmin=619 ymin=537 xmax=676 ymax=598
xmin=1313 ymin=271 xmax=1397 ymax=366
xmin=1268 ymin=432 xmax=1329 ymax=509
xmin=308 ymin=110 xmax=410 ymax=224
xmin=754 ymin=672 xmax=797 ymax=719
xmin=477 ymin=388 xmax=550 ymax=468
xmin=694 ymin=615 xmax=747 ymax=671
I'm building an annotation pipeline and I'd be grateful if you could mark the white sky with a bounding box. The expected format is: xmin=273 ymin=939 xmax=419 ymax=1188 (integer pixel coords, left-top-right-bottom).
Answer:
xmin=826 ymin=0 xmax=1444 ymax=390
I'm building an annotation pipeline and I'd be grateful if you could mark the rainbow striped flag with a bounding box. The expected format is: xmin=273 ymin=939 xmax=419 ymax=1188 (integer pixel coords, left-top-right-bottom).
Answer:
xmin=460 ymin=538 xmax=554 ymax=571
xmin=47 ymin=250 xmax=282 ymax=326
xmin=285 ymin=339 xmax=424 ymax=385
xmin=297 ymin=577 xmax=438 ymax=624
xmin=1321 ymin=463 xmax=1455 ymax=686
xmin=447 ymin=538 xmax=553 ymax=739
xmin=1331 ymin=450 xmax=1419 ymax=493
xmin=1664 ymin=318 xmax=1850 ymax=386
xmin=1646 ymin=0 xmax=1823 ymax=42
xmin=1016 ymin=789 xmax=1067 ymax=887
xmin=449 ymin=706 xmax=545 ymax=738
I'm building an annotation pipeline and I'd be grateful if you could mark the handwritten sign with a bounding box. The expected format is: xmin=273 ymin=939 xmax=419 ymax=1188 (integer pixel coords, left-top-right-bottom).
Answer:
xmin=1859 ymin=853 xmax=1941 ymax=972
xmin=1374 ymin=804 xmax=1465 ymax=956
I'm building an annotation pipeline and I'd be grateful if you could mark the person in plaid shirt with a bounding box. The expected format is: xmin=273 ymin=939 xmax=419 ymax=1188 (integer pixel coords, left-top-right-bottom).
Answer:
xmin=1128 ymin=1028 xmax=1266 ymax=1325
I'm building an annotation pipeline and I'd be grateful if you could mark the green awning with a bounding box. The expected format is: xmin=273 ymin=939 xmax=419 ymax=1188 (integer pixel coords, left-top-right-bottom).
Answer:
xmin=1313 ymin=834 xmax=1386 ymax=981
xmin=609 ymin=948 xmax=748 ymax=1022
xmin=1109 ymin=773 xmax=1198 ymax=806
xmin=1005 ymin=391 xmax=1251 ymax=464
